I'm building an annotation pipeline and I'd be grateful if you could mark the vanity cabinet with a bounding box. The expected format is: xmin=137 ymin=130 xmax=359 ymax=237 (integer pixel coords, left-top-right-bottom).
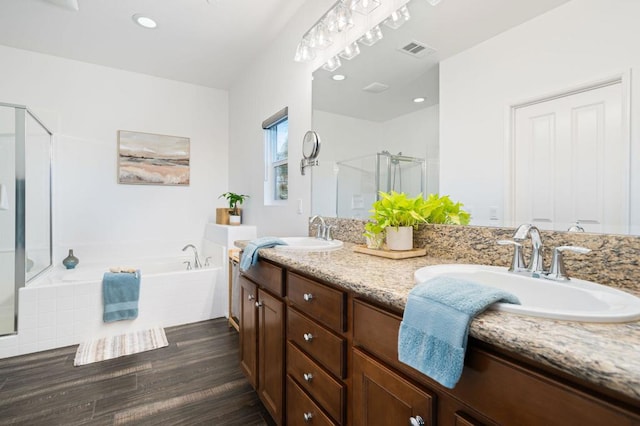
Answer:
xmin=352 ymin=299 xmax=640 ymax=426
xmin=352 ymin=348 xmax=434 ymax=426
xmin=241 ymin=258 xmax=640 ymax=426
xmin=286 ymin=271 xmax=347 ymax=425
xmin=239 ymin=260 xmax=285 ymax=425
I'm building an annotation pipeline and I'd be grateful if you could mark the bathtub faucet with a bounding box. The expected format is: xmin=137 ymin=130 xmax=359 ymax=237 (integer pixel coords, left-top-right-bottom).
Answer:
xmin=182 ymin=244 xmax=202 ymax=269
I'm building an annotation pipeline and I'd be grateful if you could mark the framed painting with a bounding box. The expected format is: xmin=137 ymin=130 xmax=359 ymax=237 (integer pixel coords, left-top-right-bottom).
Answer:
xmin=117 ymin=130 xmax=190 ymax=185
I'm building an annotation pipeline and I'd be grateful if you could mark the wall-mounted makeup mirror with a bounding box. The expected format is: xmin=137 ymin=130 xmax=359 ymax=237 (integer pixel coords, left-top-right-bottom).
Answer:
xmin=311 ymin=0 xmax=640 ymax=235
xmin=301 ymin=130 xmax=321 ymax=175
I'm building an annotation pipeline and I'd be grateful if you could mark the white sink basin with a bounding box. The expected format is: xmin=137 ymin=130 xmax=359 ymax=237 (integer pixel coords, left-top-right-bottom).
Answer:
xmin=414 ymin=264 xmax=640 ymax=323
xmin=275 ymin=237 xmax=343 ymax=252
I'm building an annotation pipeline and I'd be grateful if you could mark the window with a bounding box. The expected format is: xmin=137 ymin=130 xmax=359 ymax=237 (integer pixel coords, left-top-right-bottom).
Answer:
xmin=263 ymin=107 xmax=288 ymax=203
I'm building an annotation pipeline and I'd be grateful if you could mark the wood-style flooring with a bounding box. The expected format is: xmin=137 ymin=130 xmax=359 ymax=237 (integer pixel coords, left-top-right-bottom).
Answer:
xmin=0 ymin=319 xmax=275 ymax=425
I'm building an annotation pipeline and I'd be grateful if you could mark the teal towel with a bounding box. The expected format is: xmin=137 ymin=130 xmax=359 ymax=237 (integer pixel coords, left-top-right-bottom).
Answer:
xmin=103 ymin=270 xmax=141 ymax=322
xmin=398 ymin=275 xmax=520 ymax=389
xmin=239 ymin=237 xmax=287 ymax=272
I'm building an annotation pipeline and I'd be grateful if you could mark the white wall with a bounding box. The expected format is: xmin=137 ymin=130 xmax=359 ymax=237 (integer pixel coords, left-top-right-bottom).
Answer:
xmin=0 ymin=44 xmax=229 ymax=263
xmin=228 ymin=1 xmax=332 ymax=237
xmin=440 ymin=0 xmax=640 ymax=230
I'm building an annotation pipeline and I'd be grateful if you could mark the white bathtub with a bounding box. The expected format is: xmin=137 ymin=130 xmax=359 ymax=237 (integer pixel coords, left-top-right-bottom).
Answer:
xmin=0 ymin=258 xmax=224 ymax=358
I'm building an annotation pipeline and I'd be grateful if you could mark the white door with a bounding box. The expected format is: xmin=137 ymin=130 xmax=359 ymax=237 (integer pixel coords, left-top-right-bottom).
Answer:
xmin=512 ymin=81 xmax=628 ymax=234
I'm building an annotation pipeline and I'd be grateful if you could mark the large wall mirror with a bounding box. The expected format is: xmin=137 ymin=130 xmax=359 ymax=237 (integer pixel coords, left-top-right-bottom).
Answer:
xmin=311 ymin=0 xmax=640 ymax=236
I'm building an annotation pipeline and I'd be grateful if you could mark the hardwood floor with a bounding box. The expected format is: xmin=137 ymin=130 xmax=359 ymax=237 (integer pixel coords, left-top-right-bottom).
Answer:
xmin=0 ymin=319 xmax=275 ymax=425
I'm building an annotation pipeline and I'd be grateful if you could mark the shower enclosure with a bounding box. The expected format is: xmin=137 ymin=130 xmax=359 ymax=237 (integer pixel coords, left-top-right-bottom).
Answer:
xmin=335 ymin=151 xmax=426 ymax=218
xmin=0 ymin=103 xmax=53 ymax=336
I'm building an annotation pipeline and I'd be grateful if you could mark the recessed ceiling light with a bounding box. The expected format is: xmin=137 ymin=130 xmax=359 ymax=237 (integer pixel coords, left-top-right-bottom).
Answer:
xmin=332 ymin=74 xmax=346 ymax=81
xmin=413 ymin=97 xmax=426 ymax=103
xmin=132 ymin=14 xmax=157 ymax=29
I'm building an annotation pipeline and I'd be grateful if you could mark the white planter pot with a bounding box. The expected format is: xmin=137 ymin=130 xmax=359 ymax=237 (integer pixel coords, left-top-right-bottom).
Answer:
xmin=229 ymin=215 xmax=241 ymax=225
xmin=385 ymin=226 xmax=413 ymax=251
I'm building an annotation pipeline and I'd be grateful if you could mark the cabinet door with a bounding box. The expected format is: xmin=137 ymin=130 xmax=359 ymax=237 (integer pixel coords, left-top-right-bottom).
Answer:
xmin=239 ymin=276 xmax=257 ymax=388
xmin=352 ymin=349 xmax=434 ymax=426
xmin=258 ymin=288 xmax=285 ymax=425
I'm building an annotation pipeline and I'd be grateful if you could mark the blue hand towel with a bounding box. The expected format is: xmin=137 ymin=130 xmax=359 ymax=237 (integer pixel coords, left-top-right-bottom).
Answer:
xmin=398 ymin=275 xmax=520 ymax=389
xmin=239 ymin=237 xmax=287 ymax=272
xmin=102 ymin=270 xmax=141 ymax=323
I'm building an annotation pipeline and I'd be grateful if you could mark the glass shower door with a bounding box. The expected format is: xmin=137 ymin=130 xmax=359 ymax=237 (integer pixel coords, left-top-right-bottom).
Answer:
xmin=0 ymin=105 xmax=16 ymax=335
xmin=0 ymin=104 xmax=52 ymax=336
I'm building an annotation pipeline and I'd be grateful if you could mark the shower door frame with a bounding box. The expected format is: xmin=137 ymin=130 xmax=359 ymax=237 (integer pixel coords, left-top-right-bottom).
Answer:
xmin=1 ymin=102 xmax=54 ymax=335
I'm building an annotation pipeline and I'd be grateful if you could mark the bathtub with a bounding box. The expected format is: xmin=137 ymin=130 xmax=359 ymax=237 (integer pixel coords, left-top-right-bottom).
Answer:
xmin=0 ymin=257 xmax=224 ymax=358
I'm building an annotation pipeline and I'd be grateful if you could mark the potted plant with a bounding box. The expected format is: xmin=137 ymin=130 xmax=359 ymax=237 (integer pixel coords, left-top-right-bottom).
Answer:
xmin=364 ymin=191 xmax=471 ymax=250
xmin=422 ymin=193 xmax=471 ymax=225
xmin=366 ymin=191 xmax=431 ymax=250
xmin=218 ymin=192 xmax=250 ymax=225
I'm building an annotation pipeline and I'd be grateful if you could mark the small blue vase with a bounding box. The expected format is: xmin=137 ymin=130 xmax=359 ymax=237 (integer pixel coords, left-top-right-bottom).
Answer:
xmin=63 ymin=249 xmax=79 ymax=269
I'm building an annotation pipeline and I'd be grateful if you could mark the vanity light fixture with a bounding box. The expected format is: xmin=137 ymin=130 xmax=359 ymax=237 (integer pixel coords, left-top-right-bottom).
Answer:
xmin=413 ymin=97 xmax=426 ymax=103
xmin=132 ymin=14 xmax=158 ymax=29
xmin=323 ymin=56 xmax=343 ymax=72
xmin=384 ymin=5 xmax=410 ymax=30
xmin=359 ymin=25 xmax=384 ymax=46
xmin=350 ymin=0 xmax=381 ymax=15
xmin=294 ymin=0 xmax=413 ymax=71
xmin=294 ymin=0 xmax=377 ymax=64
xmin=339 ymin=41 xmax=361 ymax=60
xmin=332 ymin=74 xmax=347 ymax=81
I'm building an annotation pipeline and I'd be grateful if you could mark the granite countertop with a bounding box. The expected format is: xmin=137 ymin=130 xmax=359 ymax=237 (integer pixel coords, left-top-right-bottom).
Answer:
xmin=241 ymin=241 xmax=640 ymax=402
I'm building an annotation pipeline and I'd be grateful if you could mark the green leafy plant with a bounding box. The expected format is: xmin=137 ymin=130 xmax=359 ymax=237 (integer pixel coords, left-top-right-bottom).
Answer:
xmin=219 ymin=192 xmax=249 ymax=216
xmin=363 ymin=191 xmax=471 ymax=240
xmin=423 ymin=193 xmax=471 ymax=225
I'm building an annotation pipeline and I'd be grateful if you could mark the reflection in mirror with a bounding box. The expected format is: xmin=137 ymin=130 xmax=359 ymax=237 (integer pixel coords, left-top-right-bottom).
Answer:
xmin=311 ymin=0 xmax=640 ymax=235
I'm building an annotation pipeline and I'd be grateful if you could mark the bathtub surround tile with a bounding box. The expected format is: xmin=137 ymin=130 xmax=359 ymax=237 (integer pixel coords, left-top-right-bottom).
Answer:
xmin=18 ymin=314 xmax=37 ymax=331
xmin=1 ymin=261 xmax=226 ymax=359
xmin=37 ymin=339 xmax=58 ymax=352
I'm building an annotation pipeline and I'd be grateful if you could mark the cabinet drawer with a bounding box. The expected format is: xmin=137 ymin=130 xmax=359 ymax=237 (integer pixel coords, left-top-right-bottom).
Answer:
xmin=288 ymin=308 xmax=346 ymax=379
xmin=241 ymin=259 xmax=283 ymax=296
xmin=287 ymin=376 xmax=337 ymax=426
xmin=287 ymin=272 xmax=346 ymax=332
xmin=287 ymin=342 xmax=345 ymax=424
xmin=353 ymin=299 xmax=402 ymax=367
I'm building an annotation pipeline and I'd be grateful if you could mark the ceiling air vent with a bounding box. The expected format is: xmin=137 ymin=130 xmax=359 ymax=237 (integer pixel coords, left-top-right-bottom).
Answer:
xmin=398 ymin=40 xmax=436 ymax=58
xmin=362 ymin=82 xmax=390 ymax=94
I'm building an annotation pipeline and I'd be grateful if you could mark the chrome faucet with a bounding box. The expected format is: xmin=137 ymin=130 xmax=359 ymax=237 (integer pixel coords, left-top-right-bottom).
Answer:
xmin=513 ymin=224 xmax=545 ymax=275
xmin=309 ymin=215 xmax=333 ymax=240
xmin=182 ymin=244 xmax=202 ymax=269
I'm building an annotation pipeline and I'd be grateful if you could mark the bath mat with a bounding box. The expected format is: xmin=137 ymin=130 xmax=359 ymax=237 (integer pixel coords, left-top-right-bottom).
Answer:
xmin=74 ymin=327 xmax=168 ymax=366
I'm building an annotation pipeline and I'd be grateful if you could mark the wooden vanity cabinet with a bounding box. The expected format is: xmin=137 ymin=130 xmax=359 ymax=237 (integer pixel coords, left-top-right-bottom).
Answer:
xmin=286 ymin=271 xmax=348 ymax=425
xmin=241 ymin=260 xmax=640 ymax=426
xmin=239 ymin=260 xmax=285 ymax=425
xmin=352 ymin=298 xmax=640 ymax=426
xmin=352 ymin=348 xmax=434 ymax=426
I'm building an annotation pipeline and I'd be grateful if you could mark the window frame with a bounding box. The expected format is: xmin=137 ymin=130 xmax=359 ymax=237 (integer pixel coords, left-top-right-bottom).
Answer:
xmin=262 ymin=107 xmax=289 ymax=205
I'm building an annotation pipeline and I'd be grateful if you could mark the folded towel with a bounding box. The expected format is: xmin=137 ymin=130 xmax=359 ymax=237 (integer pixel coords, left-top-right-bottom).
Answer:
xmin=239 ymin=237 xmax=287 ymax=272
xmin=103 ymin=270 xmax=141 ymax=323
xmin=398 ymin=275 xmax=520 ymax=389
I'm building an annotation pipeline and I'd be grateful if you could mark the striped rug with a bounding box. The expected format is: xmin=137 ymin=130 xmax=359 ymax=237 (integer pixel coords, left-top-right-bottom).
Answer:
xmin=74 ymin=327 xmax=168 ymax=366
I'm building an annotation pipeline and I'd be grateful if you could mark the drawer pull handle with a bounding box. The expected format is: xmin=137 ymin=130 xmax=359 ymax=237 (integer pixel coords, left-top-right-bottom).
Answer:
xmin=255 ymin=301 xmax=263 ymax=308
xmin=410 ymin=416 xmax=425 ymax=426
xmin=303 ymin=293 xmax=313 ymax=302
xmin=303 ymin=373 xmax=313 ymax=382
xmin=248 ymin=295 xmax=255 ymax=301
xmin=303 ymin=333 xmax=314 ymax=342
xmin=304 ymin=412 xmax=313 ymax=422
